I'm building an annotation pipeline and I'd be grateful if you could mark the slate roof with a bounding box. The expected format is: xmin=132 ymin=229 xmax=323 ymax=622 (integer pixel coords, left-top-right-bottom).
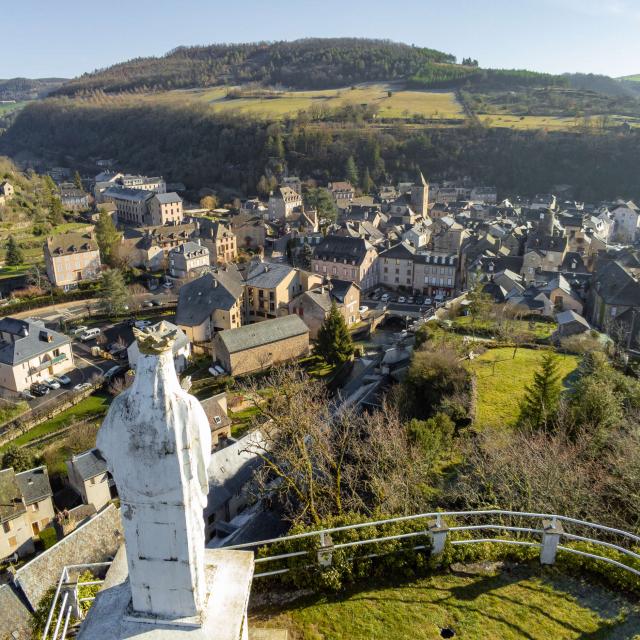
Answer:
xmin=245 ymin=262 xmax=295 ymax=289
xmin=0 ymin=468 xmax=25 ymax=524
xmin=314 ymin=235 xmax=373 ymax=265
xmin=200 ymin=396 xmax=232 ymax=431
xmin=46 ymin=230 xmax=98 ymax=256
xmin=169 ymin=241 xmax=209 ymax=259
xmin=102 ymin=186 xmax=153 ymax=202
xmin=593 ymin=261 xmax=640 ymax=306
xmin=379 ymin=242 xmax=416 ymax=261
xmin=0 ymin=318 xmax=70 ymax=366
xmin=153 ymin=192 xmax=182 ymax=204
xmin=69 ymin=449 xmax=107 ymax=481
xmin=176 ymin=271 xmax=242 ymax=327
xmin=527 ymin=233 xmax=567 ymax=253
xmin=15 ymin=466 xmax=52 ymax=505
xmin=217 ymin=315 xmax=309 ymax=355
xmin=207 ymin=431 xmax=265 ymax=512
xmin=556 ymin=310 xmax=590 ymax=328
xmin=328 ymin=279 xmax=359 ymax=303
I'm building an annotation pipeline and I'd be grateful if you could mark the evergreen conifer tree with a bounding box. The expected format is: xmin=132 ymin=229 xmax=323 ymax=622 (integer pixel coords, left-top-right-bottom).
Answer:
xmin=518 ymin=352 xmax=563 ymax=430
xmin=73 ymin=171 xmax=83 ymax=190
xmin=315 ymin=301 xmax=354 ymax=366
xmin=5 ymin=235 xmax=23 ymax=266
xmin=95 ymin=210 xmax=121 ymax=266
xmin=360 ymin=167 xmax=373 ymax=193
xmin=100 ymin=268 xmax=128 ymax=316
xmin=345 ymin=155 xmax=359 ymax=186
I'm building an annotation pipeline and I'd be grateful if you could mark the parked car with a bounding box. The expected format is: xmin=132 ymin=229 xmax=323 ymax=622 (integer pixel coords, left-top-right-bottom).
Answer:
xmin=162 ymin=281 xmax=174 ymax=289
xmin=79 ymin=328 xmax=101 ymax=342
xmin=135 ymin=320 xmax=151 ymax=329
xmin=423 ymin=297 xmax=432 ymax=306
xmin=109 ymin=342 xmax=126 ymax=355
xmin=44 ymin=378 xmax=61 ymax=390
xmin=142 ymin=301 xmax=154 ymax=308
xmin=398 ymin=296 xmax=407 ymax=304
xmin=407 ymin=297 xmax=415 ymax=305
xmin=30 ymin=383 xmax=50 ymax=397
xmin=72 ymin=325 xmax=88 ymax=336
xmin=104 ymin=365 xmax=123 ymax=381
xmin=359 ymin=305 xmax=369 ymax=314
xmin=73 ymin=382 xmax=92 ymax=392
xmin=208 ymin=366 xmax=220 ymax=377
xmin=381 ymin=293 xmax=390 ymax=302
xmin=54 ymin=374 xmax=71 ymax=386
xmin=20 ymin=390 xmax=35 ymax=401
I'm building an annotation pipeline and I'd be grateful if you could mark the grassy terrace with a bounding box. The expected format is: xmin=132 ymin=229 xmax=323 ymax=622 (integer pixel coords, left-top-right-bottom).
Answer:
xmin=253 ymin=567 xmax=640 ymax=639
xmin=0 ymin=392 xmax=111 ymax=453
xmin=469 ymin=348 xmax=580 ymax=430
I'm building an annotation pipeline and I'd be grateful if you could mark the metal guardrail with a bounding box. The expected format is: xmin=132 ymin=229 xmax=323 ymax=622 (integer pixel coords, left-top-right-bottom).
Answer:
xmin=43 ymin=509 xmax=640 ymax=638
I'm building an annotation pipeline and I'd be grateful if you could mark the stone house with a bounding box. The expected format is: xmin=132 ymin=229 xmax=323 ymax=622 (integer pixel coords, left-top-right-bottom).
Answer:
xmin=94 ymin=172 xmax=165 ymax=203
xmin=0 ymin=468 xmax=35 ymax=560
xmin=611 ymin=202 xmax=640 ymax=244
xmin=15 ymin=466 xmax=55 ymax=538
xmin=328 ymin=181 xmax=355 ymax=203
xmin=470 ymin=186 xmax=498 ymax=205
xmin=200 ymin=392 xmax=232 ymax=448
xmin=522 ymin=234 xmax=567 ymax=282
xmin=213 ymin=315 xmax=310 ymax=376
xmin=0 ymin=465 xmax=54 ymax=560
xmin=168 ymin=241 xmax=210 ymax=278
xmin=289 ymin=279 xmax=361 ymax=338
xmin=231 ymin=213 xmax=266 ymax=250
xmin=244 ymin=261 xmax=319 ymax=322
xmin=267 ymin=186 xmax=303 ymax=221
xmin=378 ymin=242 xmax=416 ymax=290
xmin=175 ymin=270 xmax=244 ymax=344
xmin=413 ymin=253 xmax=458 ymax=299
xmin=120 ymin=223 xmax=198 ymax=269
xmin=540 ymin=275 xmax=584 ymax=314
xmin=312 ymin=235 xmax=378 ymax=291
xmin=148 ymin=192 xmax=184 ymax=226
xmin=59 ymin=187 xmax=90 ymax=211
xmin=0 ymin=318 xmax=74 ymax=392
xmin=197 ymin=219 xmax=238 ymax=265
xmin=555 ymin=310 xmax=591 ymax=338
xmin=66 ymin=449 xmax=114 ymax=512
xmin=0 ymin=180 xmax=15 ymax=204
xmin=102 ymin=186 xmax=153 ymax=225
xmin=44 ymin=229 xmax=102 ymax=289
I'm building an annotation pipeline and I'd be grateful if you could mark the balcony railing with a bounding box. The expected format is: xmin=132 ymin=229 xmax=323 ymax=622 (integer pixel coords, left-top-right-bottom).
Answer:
xmin=30 ymin=353 xmax=67 ymax=375
xmin=44 ymin=509 xmax=640 ymax=639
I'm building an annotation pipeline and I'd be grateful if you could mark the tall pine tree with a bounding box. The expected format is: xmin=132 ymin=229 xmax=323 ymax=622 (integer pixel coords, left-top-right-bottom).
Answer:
xmin=345 ymin=155 xmax=359 ymax=186
xmin=315 ymin=302 xmax=354 ymax=366
xmin=518 ymin=352 xmax=562 ymax=430
xmin=5 ymin=235 xmax=23 ymax=266
xmin=100 ymin=268 xmax=128 ymax=316
xmin=73 ymin=171 xmax=83 ymax=190
xmin=95 ymin=210 xmax=122 ymax=266
xmin=360 ymin=167 xmax=373 ymax=193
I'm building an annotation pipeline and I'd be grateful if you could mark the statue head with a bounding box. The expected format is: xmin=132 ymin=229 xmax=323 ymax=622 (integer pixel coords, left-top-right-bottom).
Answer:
xmin=133 ymin=324 xmax=178 ymax=355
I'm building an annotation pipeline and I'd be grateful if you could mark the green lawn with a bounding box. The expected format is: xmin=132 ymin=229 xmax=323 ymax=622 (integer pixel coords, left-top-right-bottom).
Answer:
xmin=469 ymin=348 xmax=580 ymax=429
xmin=228 ymin=404 xmax=260 ymax=438
xmin=0 ymin=400 xmax=29 ymax=425
xmin=452 ymin=316 xmax=555 ymax=340
xmin=0 ymin=392 xmax=111 ymax=452
xmin=51 ymin=222 xmax=93 ymax=234
xmin=253 ymin=568 xmax=640 ymax=639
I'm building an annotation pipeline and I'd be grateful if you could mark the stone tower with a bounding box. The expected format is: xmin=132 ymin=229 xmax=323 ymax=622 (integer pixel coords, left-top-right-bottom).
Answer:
xmin=411 ymin=170 xmax=429 ymax=217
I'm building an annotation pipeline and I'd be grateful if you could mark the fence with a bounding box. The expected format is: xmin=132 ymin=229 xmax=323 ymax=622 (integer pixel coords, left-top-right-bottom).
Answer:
xmin=44 ymin=509 xmax=640 ymax=639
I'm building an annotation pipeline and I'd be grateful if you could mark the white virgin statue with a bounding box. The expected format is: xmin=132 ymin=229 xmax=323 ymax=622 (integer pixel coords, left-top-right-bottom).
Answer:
xmin=97 ymin=326 xmax=212 ymax=621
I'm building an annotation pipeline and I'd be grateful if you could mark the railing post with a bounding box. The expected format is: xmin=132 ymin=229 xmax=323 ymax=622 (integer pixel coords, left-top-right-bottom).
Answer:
xmin=428 ymin=518 xmax=449 ymax=556
xmin=317 ymin=532 xmax=334 ymax=568
xmin=540 ymin=518 xmax=563 ymax=565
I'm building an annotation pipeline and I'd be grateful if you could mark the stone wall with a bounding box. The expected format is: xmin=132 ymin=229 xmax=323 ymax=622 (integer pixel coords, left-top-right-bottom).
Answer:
xmin=14 ymin=504 xmax=122 ymax=609
xmin=226 ymin=333 xmax=310 ymax=376
xmin=0 ymin=584 xmax=32 ymax=640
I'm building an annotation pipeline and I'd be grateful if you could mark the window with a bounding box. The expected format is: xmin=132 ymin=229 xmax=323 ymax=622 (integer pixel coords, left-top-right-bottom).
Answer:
xmin=447 ymin=278 xmax=452 ymax=286
xmin=2 ymin=521 xmax=10 ymax=533
xmin=8 ymin=536 xmax=16 ymax=548
xmin=32 ymin=502 xmax=39 ymax=512
xmin=90 ymin=477 xmax=96 ymax=485
xmin=207 ymin=514 xmax=216 ymax=525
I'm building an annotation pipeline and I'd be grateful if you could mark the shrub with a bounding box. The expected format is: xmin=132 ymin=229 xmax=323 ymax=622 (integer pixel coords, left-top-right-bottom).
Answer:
xmin=39 ymin=526 xmax=58 ymax=550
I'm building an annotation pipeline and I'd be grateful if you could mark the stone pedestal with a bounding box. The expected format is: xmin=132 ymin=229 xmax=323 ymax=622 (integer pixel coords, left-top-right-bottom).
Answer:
xmin=540 ymin=518 xmax=563 ymax=565
xmin=78 ymin=547 xmax=254 ymax=640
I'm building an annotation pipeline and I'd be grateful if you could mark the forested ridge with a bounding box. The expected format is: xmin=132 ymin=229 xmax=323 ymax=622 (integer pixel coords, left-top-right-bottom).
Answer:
xmin=54 ymin=38 xmax=458 ymax=95
xmin=4 ymin=97 xmax=640 ymax=202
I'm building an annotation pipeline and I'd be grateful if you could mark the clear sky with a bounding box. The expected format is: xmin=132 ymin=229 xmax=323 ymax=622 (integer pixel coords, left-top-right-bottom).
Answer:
xmin=3 ymin=0 xmax=640 ymax=79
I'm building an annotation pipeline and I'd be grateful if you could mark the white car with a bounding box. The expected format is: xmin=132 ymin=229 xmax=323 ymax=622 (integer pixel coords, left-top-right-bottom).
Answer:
xmin=45 ymin=378 xmax=61 ymax=390
xmin=208 ymin=366 xmax=220 ymax=377
xmin=135 ymin=320 xmax=151 ymax=329
xmin=73 ymin=382 xmax=92 ymax=392
xmin=359 ymin=305 xmax=369 ymax=314
xmin=380 ymin=293 xmax=390 ymax=302
xmin=72 ymin=325 xmax=88 ymax=336
xmin=398 ymin=296 xmax=407 ymax=304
